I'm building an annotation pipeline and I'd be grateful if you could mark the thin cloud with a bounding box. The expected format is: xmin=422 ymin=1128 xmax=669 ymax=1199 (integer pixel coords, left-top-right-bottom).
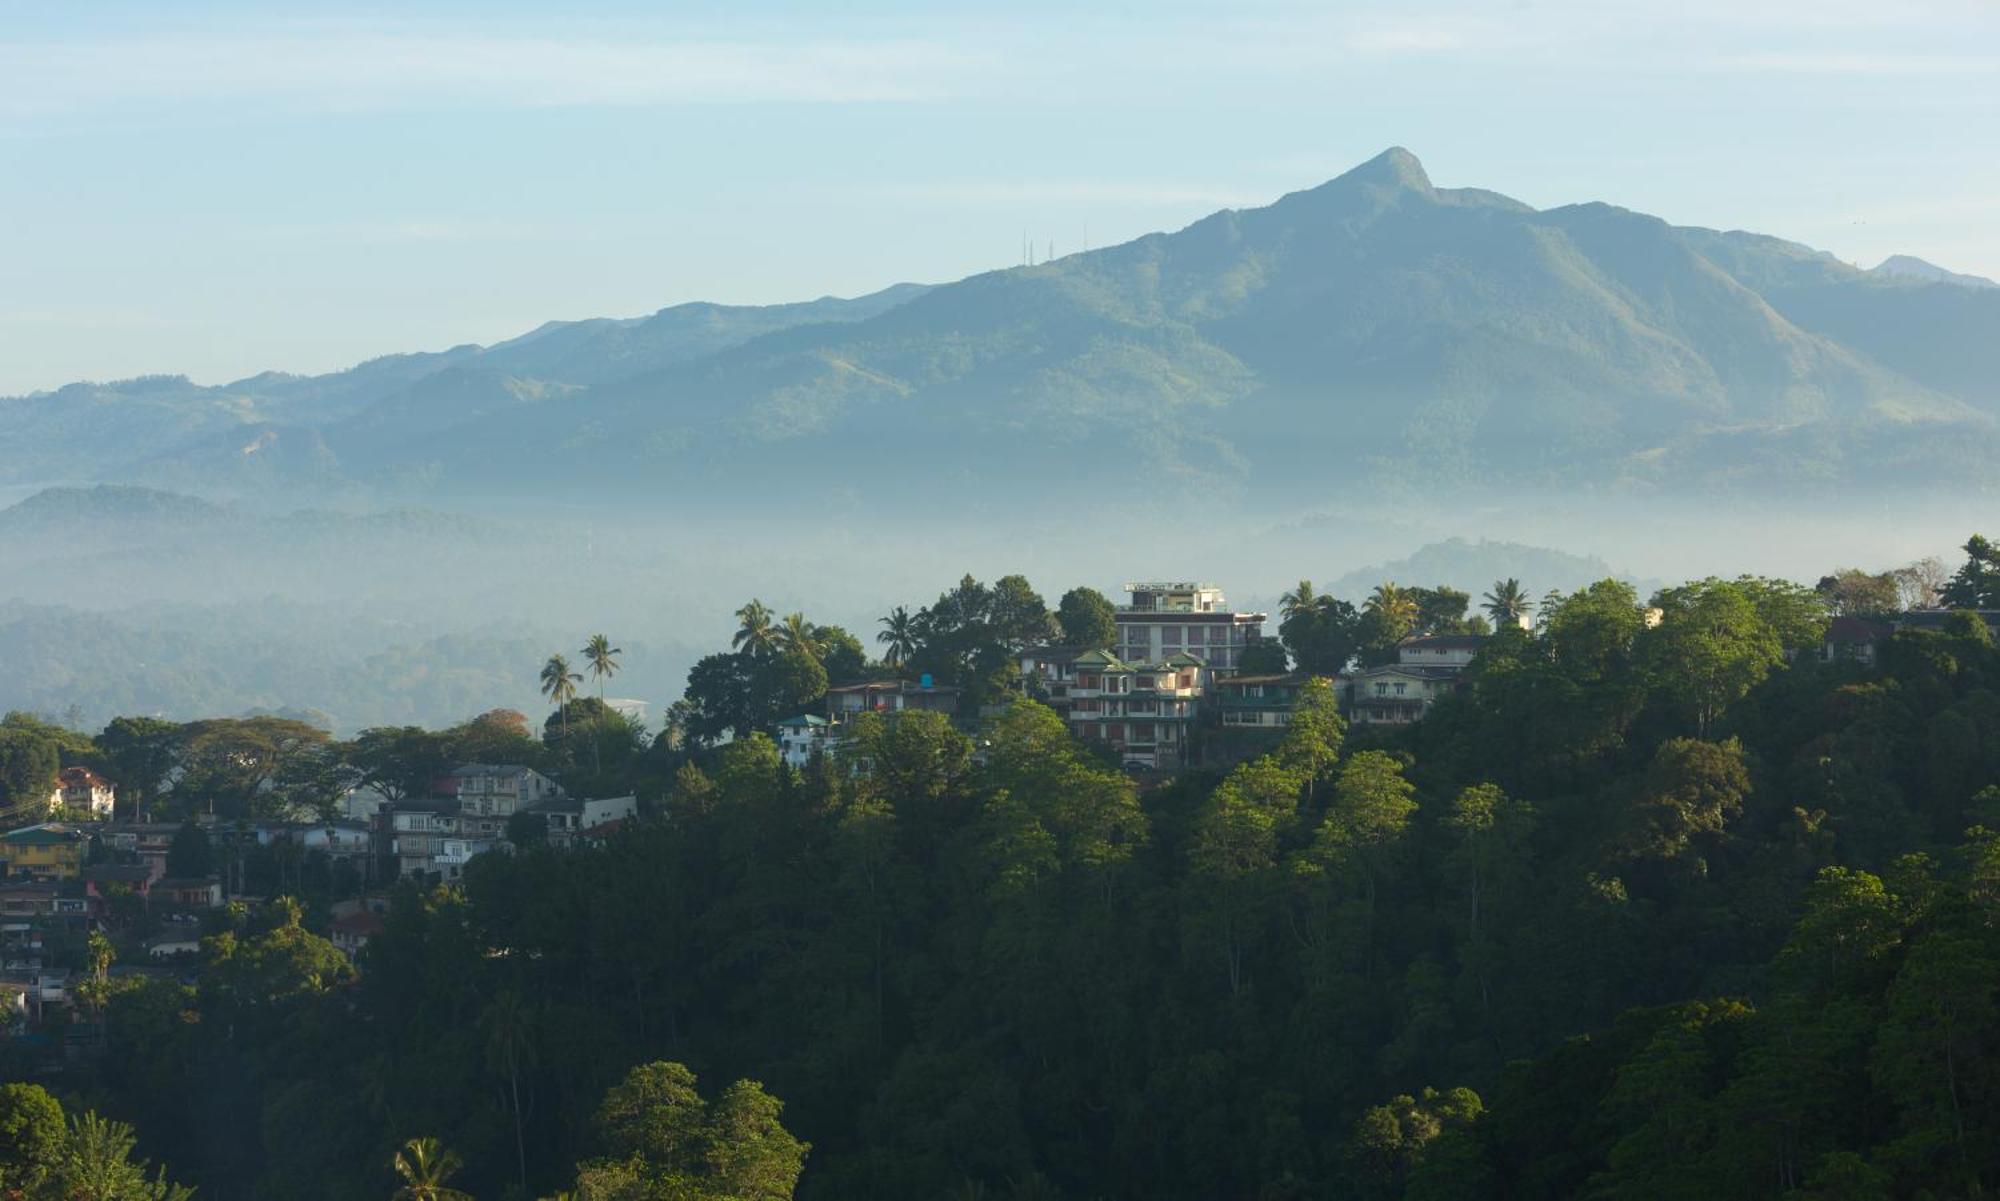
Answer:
xmin=1712 ymin=49 xmax=2000 ymax=74
xmin=0 ymin=27 xmax=992 ymax=117
xmin=852 ymin=181 xmax=1264 ymax=209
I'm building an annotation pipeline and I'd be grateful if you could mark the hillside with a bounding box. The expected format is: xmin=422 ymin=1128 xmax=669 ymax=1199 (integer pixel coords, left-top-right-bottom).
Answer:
xmin=7 ymin=150 xmax=1998 ymax=503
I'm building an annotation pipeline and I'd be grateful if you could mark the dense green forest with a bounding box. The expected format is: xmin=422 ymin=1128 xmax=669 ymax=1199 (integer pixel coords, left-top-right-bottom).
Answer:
xmin=10 ymin=539 xmax=2000 ymax=1199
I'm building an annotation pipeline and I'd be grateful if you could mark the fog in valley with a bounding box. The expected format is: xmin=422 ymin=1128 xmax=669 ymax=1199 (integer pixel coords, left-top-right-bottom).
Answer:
xmin=1 ymin=476 xmax=1982 ymax=735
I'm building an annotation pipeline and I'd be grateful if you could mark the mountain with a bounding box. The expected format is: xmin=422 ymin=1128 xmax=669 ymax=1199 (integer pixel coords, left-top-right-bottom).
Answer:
xmin=1871 ymin=254 xmax=1998 ymax=289
xmin=8 ymin=149 xmax=1998 ymax=503
xmin=1322 ymin=538 xmax=1660 ymax=606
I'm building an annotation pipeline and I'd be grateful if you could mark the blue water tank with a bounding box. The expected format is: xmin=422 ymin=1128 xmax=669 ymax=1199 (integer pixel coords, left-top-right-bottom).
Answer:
xmin=920 ymin=673 xmax=934 ymax=689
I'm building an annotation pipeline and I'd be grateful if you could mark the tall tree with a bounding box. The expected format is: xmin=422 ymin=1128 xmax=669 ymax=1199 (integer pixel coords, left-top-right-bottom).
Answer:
xmin=877 ymin=607 xmax=919 ymax=669
xmin=582 ymin=634 xmax=623 ymax=702
xmin=733 ymin=600 xmax=778 ymax=658
xmin=482 ymin=991 xmax=537 ymax=1194
xmin=1942 ymin=534 xmax=2000 ymax=609
xmin=1481 ymin=579 xmax=1531 ymax=629
xmin=1055 ymin=587 xmax=1118 ymax=650
xmin=775 ymin=613 xmax=818 ymax=658
xmin=539 ymin=654 xmax=582 ymax=749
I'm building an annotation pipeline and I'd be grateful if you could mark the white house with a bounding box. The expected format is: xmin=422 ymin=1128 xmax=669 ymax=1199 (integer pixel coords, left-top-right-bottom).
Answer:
xmin=537 ymin=795 xmax=639 ymax=845
xmin=776 ymin=714 xmax=837 ymax=768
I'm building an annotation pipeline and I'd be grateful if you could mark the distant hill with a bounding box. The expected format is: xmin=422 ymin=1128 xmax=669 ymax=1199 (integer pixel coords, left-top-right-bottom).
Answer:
xmin=7 ymin=150 xmax=1998 ymax=503
xmin=1871 ymin=254 xmax=1998 ymax=289
xmin=1325 ymin=538 xmax=1658 ymax=606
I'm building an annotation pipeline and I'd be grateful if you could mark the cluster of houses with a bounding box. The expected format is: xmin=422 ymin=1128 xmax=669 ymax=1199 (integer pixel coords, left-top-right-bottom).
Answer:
xmin=0 ymin=762 xmax=639 ymax=1028
xmin=776 ymin=582 xmax=1991 ymax=774
xmin=774 ymin=582 xmax=1495 ymax=773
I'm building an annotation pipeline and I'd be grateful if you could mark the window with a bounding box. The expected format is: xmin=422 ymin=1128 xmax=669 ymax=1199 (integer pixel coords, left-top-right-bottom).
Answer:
xmin=1393 ymin=682 xmax=1407 ymax=696
xmin=1374 ymin=683 xmax=1388 ymax=696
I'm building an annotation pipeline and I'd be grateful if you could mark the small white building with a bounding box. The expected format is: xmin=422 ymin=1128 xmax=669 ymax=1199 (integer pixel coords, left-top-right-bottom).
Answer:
xmin=536 ymin=795 xmax=639 ymax=846
xmin=776 ymin=714 xmax=837 ymax=768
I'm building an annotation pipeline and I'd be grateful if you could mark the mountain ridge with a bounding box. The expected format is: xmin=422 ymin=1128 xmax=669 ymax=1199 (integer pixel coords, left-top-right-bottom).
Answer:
xmin=7 ymin=150 xmax=1997 ymax=502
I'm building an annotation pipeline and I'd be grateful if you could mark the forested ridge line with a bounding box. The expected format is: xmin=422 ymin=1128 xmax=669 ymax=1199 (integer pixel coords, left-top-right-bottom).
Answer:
xmin=8 ymin=551 xmax=2000 ymax=1199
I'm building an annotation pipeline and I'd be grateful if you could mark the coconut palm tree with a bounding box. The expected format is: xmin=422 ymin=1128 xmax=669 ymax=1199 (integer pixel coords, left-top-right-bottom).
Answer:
xmin=1279 ymin=579 xmax=1319 ymax=621
xmin=539 ymin=653 xmax=582 ymax=748
xmin=391 ymin=1137 xmax=470 ymax=1201
xmin=878 ymin=606 xmax=918 ymax=669
xmin=482 ymin=991 xmax=537 ymax=1193
xmin=1481 ymin=579 xmax=1531 ymax=629
xmin=776 ymin=612 xmax=819 ymax=658
xmin=733 ymin=600 xmax=777 ymax=658
xmin=1366 ymin=582 xmax=1418 ymax=628
xmin=581 ymin=634 xmax=622 ymax=702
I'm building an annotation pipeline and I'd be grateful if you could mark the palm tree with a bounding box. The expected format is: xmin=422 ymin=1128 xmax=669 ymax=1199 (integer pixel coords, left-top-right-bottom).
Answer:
xmin=539 ymin=653 xmax=582 ymax=748
xmin=1481 ymin=579 xmax=1531 ymax=629
xmin=1279 ymin=579 xmax=1319 ymax=621
xmin=878 ymin=606 xmax=918 ymax=669
xmin=581 ymin=634 xmax=622 ymax=702
xmin=1367 ymin=582 xmax=1418 ymax=628
xmin=775 ymin=612 xmax=819 ymax=658
xmin=392 ymin=1137 xmax=470 ymax=1201
xmin=733 ymin=600 xmax=777 ymax=658
xmin=482 ymin=991 xmax=537 ymax=1193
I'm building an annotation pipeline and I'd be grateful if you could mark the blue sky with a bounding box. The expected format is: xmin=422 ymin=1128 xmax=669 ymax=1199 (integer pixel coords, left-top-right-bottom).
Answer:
xmin=2 ymin=0 xmax=1996 ymax=394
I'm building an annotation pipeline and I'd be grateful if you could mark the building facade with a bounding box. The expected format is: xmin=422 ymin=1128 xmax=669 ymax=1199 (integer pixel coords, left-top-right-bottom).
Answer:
xmin=47 ymin=768 xmax=116 ymax=819
xmin=1215 ymin=675 xmax=1320 ymax=731
xmin=1063 ymin=649 xmax=1205 ymax=769
xmin=1114 ymin=583 xmax=1267 ymax=674
xmin=776 ymin=714 xmax=836 ymax=767
xmin=0 ymin=825 xmax=86 ymax=882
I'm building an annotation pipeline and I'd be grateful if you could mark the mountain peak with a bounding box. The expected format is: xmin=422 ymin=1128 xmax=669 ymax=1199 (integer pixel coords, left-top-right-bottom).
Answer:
xmin=1345 ymin=146 xmax=1433 ymax=192
xmin=1870 ymin=254 xmax=1998 ymax=289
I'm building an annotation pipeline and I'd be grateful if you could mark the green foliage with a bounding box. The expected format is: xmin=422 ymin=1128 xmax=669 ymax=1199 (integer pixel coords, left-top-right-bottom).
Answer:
xmin=1942 ymin=534 xmax=2000 ymax=609
xmin=38 ymin=549 xmax=2000 ymax=1201
xmin=1054 ymin=587 xmax=1117 ymax=651
xmin=51 ymin=1111 xmax=195 ymax=1201
xmin=570 ymin=1062 xmax=806 ymax=1201
xmin=0 ymin=725 xmax=59 ymax=823
xmin=0 ymin=1082 xmax=65 ymax=1192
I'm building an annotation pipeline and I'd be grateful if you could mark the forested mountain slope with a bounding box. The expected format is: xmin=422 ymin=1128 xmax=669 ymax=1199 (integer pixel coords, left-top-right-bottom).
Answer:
xmin=7 ymin=151 xmax=1996 ymax=503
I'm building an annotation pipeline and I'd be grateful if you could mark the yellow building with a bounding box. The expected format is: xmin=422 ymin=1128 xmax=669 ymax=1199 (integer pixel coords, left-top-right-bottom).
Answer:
xmin=0 ymin=824 xmax=86 ymax=882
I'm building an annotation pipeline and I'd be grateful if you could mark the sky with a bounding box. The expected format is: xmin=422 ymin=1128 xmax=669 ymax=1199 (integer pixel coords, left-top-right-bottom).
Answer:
xmin=2 ymin=0 xmax=1996 ymax=396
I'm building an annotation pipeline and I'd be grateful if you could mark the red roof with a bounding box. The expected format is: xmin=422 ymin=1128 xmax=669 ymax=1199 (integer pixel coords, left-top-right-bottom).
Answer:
xmin=580 ymin=818 xmax=628 ymax=841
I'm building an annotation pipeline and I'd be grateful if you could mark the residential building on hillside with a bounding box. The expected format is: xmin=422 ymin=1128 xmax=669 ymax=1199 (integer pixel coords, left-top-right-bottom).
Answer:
xmin=536 ymin=794 xmax=639 ymax=846
xmin=47 ymin=768 xmax=116 ymax=819
xmin=0 ymin=825 xmax=86 ymax=882
xmin=1394 ymin=634 xmax=1488 ymax=670
xmin=387 ymin=801 xmax=462 ymax=881
xmin=449 ymin=764 xmax=563 ymax=817
xmin=1820 ymin=616 xmax=1893 ymax=666
xmin=151 ymin=878 xmax=223 ymax=910
xmin=776 ymin=714 xmax=837 ymax=768
xmin=1064 ymin=649 xmax=1205 ymax=769
xmin=1114 ymin=583 xmax=1267 ymax=673
xmin=825 ymin=679 xmax=962 ymax=725
xmin=1018 ymin=646 xmax=1085 ymax=718
xmin=1343 ymin=633 xmax=1490 ymax=726
xmin=1343 ymin=665 xmax=1460 ymax=725
xmin=1215 ymin=675 xmax=1324 ymax=731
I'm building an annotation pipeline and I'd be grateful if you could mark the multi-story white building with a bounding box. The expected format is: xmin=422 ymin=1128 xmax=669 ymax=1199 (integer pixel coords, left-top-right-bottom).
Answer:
xmin=1064 ymin=649 xmax=1206 ymax=769
xmin=775 ymin=714 xmax=837 ymax=767
xmin=1114 ymin=583 xmax=1267 ymax=674
xmin=449 ymin=765 xmax=563 ymax=818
